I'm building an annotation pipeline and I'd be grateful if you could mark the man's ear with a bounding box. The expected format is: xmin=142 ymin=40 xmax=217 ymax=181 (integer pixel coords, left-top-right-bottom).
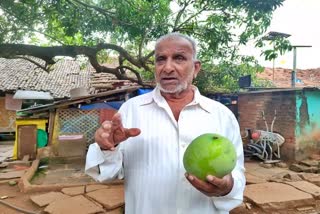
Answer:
xmin=193 ymin=60 xmax=201 ymax=78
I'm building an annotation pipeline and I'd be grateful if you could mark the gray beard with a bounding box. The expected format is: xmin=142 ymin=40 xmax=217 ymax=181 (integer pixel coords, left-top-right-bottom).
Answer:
xmin=156 ymin=82 xmax=188 ymax=94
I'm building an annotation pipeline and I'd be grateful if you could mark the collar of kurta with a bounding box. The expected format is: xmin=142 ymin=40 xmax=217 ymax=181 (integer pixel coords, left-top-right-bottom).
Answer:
xmin=139 ymin=86 xmax=212 ymax=114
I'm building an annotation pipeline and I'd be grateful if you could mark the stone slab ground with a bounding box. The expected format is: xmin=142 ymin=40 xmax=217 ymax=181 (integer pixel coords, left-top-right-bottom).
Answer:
xmin=285 ymin=181 xmax=320 ymax=199
xmin=1 ymin=160 xmax=320 ymax=214
xmin=244 ymin=182 xmax=315 ymax=210
xmin=0 ymin=183 xmax=124 ymax=214
xmin=236 ymin=160 xmax=320 ymax=214
xmin=44 ymin=195 xmax=105 ymax=214
xmin=30 ymin=191 xmax=70 ymax=207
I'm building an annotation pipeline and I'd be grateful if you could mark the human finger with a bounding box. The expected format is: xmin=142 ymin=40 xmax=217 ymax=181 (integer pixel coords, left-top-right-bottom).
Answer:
xmin=95 ymin=126 xmax=115 ymax=150
xmin=111 ymin=113 xmax=123 ymax=128
xmin=206 ymin=174 xmax=234 ymax=196
xmin=96 ymin=125 xmax=111 ymax=140
xmin=101 ymin=120 xmax=113 ymax=131
xmin=185 ymin=173 xmax=218 ymax=195
xmin=206 ymin=174 xmax=233 ymax=190
xmin=125 ymin=128 xmax=141 ymax=138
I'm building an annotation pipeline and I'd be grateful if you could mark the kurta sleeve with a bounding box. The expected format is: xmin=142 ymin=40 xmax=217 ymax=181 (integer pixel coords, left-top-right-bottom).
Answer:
xmin=85 ymin=142 xmax=124 ymax=182
xmin=211 ymin=111 xmax=246 ymax=211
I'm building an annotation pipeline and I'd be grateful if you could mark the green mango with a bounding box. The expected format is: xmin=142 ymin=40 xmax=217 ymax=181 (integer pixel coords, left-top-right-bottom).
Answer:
xmin=183 ymin=133 xmax=237 ymax=180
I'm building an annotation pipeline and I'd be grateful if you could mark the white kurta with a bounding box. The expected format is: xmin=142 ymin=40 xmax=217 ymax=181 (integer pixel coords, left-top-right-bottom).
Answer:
xmin=85 ymin=87 xmax=245 ymax=214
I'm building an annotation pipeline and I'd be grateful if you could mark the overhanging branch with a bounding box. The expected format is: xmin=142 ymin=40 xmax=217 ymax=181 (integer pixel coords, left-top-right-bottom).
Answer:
xmin=6 ymin=56 xmax=49 ymax=72
xmin=0 ymin=43 xmax=154 ymax=86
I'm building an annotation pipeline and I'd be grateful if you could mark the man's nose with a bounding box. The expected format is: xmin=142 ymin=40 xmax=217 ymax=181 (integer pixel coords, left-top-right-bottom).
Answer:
xmin=163 ymin=59 xmax=174 ymax=73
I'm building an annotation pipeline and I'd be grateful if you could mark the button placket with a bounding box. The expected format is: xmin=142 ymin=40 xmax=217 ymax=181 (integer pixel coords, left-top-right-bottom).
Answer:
xmin=176 ymin=112 xmax=188 ymax=212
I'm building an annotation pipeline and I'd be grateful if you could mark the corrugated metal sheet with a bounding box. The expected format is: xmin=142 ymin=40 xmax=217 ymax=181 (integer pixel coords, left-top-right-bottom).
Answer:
xmin=13 ymin=90 xmax=54 ymax=100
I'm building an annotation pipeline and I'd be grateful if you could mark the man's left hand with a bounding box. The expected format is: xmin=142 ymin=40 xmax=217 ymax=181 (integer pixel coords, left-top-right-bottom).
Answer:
xmin=185 ymin=173 xmax=234 ymax=197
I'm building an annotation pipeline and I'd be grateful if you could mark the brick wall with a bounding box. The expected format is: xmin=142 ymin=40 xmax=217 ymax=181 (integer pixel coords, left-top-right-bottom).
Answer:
xmin=238 ymin=91 xmax=297 ymax=161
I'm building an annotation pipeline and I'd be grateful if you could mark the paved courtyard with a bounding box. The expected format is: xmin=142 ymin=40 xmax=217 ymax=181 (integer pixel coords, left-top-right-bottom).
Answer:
xmin=0 ymin=142 xmax=320 ymax=214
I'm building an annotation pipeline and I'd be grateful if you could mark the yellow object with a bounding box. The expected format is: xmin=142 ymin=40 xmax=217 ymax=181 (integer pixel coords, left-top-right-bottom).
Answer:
xmin=51 ymin=111 xmax=61 ymax=155
xmin=279 ymin=59 xmax=287 ymax=65
xmin=13 ymin=119 xmax=48 ymax=159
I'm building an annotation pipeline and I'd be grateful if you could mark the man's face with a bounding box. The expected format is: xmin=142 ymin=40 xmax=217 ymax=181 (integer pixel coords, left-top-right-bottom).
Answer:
xmin=154 ymin=38 xmax=201 ymax=94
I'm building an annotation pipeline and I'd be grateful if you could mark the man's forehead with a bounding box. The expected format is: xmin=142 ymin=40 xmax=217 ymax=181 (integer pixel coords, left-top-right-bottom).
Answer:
xmin=155 ymin=38 xmax=193 ymax=54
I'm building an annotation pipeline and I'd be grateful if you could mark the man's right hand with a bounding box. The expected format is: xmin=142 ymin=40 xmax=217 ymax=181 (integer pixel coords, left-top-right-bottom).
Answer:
xmin=95 ymin=113 xmax=141 ymax=150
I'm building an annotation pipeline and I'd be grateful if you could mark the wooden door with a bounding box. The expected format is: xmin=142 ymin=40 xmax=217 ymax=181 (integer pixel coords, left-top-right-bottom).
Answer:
xmin=17 ymin=125 xmax=37 ymax=160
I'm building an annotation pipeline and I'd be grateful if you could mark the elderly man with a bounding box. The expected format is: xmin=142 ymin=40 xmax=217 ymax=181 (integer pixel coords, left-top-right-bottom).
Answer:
xmin=85 ymin=32 xmax=245 ymax=214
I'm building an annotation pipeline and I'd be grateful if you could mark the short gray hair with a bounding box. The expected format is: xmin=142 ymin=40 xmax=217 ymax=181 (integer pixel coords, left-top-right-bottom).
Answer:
xmin=155 ymin=32 xmax=197 ymax=60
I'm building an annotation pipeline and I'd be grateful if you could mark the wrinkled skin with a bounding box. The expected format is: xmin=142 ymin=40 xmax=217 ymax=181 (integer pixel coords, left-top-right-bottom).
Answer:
xmin=94 ymin=36 xmax=234 ymax=196
xmin=185 ymin=173 xmax=234 ymax=197
xmin=95 ymin=113 xmax=140 ymax=150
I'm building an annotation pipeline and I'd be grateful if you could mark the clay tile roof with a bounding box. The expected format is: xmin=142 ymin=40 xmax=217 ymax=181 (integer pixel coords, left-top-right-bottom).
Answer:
xmin=0 ymin=58 xmax=140 ymax=99
xmin=89 ymin=72 xmax=139 ymax=94
xmin=88 ymin=61 xmax=140 ymax=94
xmin=0 ymin=58 xmax=91 ymax=99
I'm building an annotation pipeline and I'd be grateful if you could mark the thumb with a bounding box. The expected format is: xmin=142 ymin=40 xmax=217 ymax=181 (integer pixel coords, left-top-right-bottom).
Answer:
xmin=125 ymin=128 xmax=141 ymax=137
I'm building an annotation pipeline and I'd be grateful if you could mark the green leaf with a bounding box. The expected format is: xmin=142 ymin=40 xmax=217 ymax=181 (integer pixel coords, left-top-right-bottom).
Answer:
xmin=0 ymin=0 xmax=285 ymax=91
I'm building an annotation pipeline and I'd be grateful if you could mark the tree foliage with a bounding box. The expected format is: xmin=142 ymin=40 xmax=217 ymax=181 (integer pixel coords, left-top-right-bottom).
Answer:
xmin=0 ymin=0 xmax=285 ymax=91
xmin=257 ymin=36 xmax=292 ymax=61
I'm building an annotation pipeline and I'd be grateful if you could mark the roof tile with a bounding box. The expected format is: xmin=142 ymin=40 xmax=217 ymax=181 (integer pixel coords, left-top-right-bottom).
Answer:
xmin=0 ymin=58 xmax=140 ymax=99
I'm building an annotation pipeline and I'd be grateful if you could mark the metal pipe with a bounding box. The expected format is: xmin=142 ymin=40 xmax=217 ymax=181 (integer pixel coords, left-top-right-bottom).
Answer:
xmin=291 ymin=45 xmax=312 ymax=88
xmin=291 ymin=47 xmax=297 ymax=87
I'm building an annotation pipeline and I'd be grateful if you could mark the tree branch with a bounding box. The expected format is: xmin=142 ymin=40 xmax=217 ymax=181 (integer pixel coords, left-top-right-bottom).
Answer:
xmin=139 ymin=30 xmax=147 ymax=60
xmin=88 ymin=54 xmax=120 ymax=77
xmin=122 ymin=0 xmax=140 ymax=11
xmin=67 ymin=0 xmax=135 ymax=27
xmin=118 ymin=55 xmax=126 ymax=75
xmin=142 ymin=50 xmax=155 ymax=63
xmin=0 ymin=43 xmax=143 ymax=67
xmin=0 ymin=7 xmax=65 ymax=45
xmin=173 ymin=0 xmax=193 ymax=31
xmin=6 ymin=56 xmax=49 ymax=72
xmin=175 ymin=6 xmax=208 ymax=30
xmin=68 ymin=0 xmax=115 ymax=16
xmin=0 ymin=43 xmax=154 ymax=85
xmin=117 ymin=65 xmax=144 ymax=85
xmin=96 ymin=43 xmax=143 ymax=68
